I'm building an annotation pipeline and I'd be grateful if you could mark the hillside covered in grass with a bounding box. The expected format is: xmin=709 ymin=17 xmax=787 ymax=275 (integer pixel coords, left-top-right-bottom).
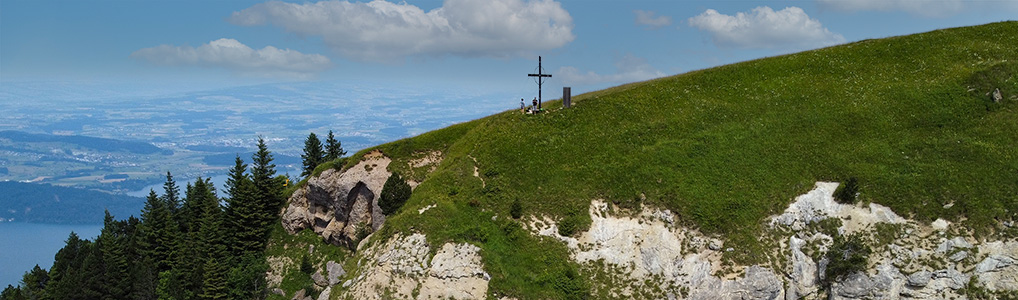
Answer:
xmin=299 ymin=22 xmax=1017 ymax=298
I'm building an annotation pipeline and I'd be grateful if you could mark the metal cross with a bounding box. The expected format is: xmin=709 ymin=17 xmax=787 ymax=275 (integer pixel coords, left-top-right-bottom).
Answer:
xmin=527 ymin=56 xmax=552 ymax=109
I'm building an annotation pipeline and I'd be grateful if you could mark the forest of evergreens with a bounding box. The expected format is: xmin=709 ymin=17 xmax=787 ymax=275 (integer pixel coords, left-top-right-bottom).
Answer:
xmin=2 ymin=137 xmax=287 ymax=300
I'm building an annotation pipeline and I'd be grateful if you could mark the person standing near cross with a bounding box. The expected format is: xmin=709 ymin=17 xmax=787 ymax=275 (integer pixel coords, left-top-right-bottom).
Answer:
xmin=528 ymin=56 xmax=552 ymax=111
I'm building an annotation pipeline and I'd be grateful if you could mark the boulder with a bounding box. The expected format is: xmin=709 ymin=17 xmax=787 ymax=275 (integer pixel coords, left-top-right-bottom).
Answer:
xmin=280 ymin=154 xmax=392 ymax=247
xmin=326 ymin=261 xmax=345 ymax=286
xmin=907 ymin=270 xmax=931 ymax=287
xmin=992 ymin=88 xmax=1003 ymax=103
xmin=312 ymin=270 xmax=328 ymax=287
xmin=834 ymin=272 xmax=873 ymax=299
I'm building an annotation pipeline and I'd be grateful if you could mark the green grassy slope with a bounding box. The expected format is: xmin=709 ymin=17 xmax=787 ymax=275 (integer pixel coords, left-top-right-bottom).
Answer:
xmin=336 ymin=22 xmax=1016 ymax=298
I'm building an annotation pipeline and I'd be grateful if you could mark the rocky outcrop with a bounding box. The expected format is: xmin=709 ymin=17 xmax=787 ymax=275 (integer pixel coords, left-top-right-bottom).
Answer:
xmin=282 ymin=151 xmax=391 ymax=247
xmin=345 ymin=233 xmax=490 ymax=299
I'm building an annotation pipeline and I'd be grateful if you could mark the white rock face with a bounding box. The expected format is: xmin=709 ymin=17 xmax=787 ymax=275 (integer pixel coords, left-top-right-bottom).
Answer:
xmin=787 ymin=236 xmax=817 ymax=299
xmin=771 ymin=182 xmax=905 ymax=234
xmin=534 ymin=200 xmax=784 ymax=299
xmin=976 ymin=241 xmax=1018 ymax=291
xmin=347 ymin=233 xmax=489 ymax=300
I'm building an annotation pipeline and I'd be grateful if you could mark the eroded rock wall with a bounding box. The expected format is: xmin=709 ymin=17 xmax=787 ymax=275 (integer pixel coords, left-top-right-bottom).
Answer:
xmin=282 ymin=152 xmax=391 ymax=247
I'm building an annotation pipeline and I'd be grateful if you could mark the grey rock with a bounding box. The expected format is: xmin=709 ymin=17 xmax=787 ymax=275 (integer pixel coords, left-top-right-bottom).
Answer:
xmin=992 ymin=88 xmax=1003 ymax=103
xmin=976 ymin=254 xmax=1016 ymax=273
xmin=949 ymin=250 xmax=968 ymax=262
xmin=709 ymin=239 xmax=722 ymax=251
xmin=316 ymin=287 xmax=331 ymax=300
xmin=932 ymin=269 xmax=968 ymax=290
xmin=291 ymin=288 xmax=311 ymax=300
xmin=834 ymin=272 xmax=874 ymax=298
xmin=907 ymin=270 xmax=932 ymax=287
xmin=326 ymin=261 xmax=345 ymax=286
xmin=272 ymin=288 xmax=285 ymax=296
xmin=725 ymin=247 xmax=734 ymax=252
xmin=738 ymin=266 xmax=784 ymax=300
xmin=688 ymin=265 xmax=783 ymax=300
xmin=342 ymin=279 xmax=353 ymax=288
xmin=281 ymin=158 xmax=392 ymax=248
xmin=787 ymin=236 xmax=818 ymax=298
xmin=312 ymin=270 xmax=328 ymax=287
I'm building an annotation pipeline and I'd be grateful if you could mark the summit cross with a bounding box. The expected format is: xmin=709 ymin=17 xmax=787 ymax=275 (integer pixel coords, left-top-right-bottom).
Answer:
xmin=527 ymin=56 xmax=552 ymax=109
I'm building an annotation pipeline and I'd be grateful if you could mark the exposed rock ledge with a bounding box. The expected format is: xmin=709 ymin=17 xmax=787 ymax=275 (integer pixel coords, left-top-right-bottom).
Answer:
xmin=282 ymin=151 xmax=391 ymax=247
xmin=526 ymin=181 xmax=1018 ymax=299
xmin=344 ymin=233 xmax=490 ymax=299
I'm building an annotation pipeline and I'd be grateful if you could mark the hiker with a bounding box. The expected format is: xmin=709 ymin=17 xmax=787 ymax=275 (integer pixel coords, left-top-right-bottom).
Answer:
xmin=520 ymin=98 xmax=526 ymax=112
xmin=532 ymin=98 xmax=538 ymax=113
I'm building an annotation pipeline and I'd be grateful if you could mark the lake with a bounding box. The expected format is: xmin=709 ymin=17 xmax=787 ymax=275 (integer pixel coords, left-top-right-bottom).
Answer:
xmin=0 ymin=222 xmax=103 ymax=288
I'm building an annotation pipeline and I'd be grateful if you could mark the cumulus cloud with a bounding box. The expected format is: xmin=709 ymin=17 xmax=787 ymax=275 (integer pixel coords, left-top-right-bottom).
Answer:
xmin=816 ymin=0 xmax=964 ymax=17
xmin=132 ymin=38 xmax=332 ymax=78
xmin=634 ymin=10 xmax=672 ymax=29
xmin=557 ymin=54 xmax=666 ymax=86
xmin=688 ymin=6 xmax=845 ymax=50
xmin=228 ymin=0 xmax=575 ymax=61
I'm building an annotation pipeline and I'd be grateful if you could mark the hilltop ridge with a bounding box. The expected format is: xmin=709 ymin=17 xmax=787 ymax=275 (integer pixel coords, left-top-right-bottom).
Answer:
xmin=271 ymin=22 xmax=1018 ymax=299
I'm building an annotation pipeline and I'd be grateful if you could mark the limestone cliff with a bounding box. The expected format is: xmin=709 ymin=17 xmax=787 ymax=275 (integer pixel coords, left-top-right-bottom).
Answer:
xmin=274 ymin=170 xmax=1018 ymax=299
xmin=281 ymin=150 xmax=391 ymax=248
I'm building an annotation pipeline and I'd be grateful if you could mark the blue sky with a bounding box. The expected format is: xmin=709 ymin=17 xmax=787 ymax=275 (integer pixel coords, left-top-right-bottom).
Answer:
xmin=2 ymin=0 xmax=1016 ymax=94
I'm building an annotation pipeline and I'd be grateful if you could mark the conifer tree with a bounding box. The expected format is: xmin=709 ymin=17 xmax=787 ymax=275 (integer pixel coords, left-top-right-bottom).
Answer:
xmin=301 ymin=132 xmax=324 ymax=177
xmin=251 ymin=137 xmax=282 ymax=240
xmin=139 ymin=189 xmax=173 ymax=271
xmin=98 ymin=211 xmax=131 ymax=299
xmin=45 ymin=232 xmax=87 ymax=298
xmin=324 ymin=130 xmax=345 ymax=162
xmin=17 ymin=265 xmax=49 ymax=300
xmin=198 ymin=258 xmax=228 ymax=300
xmin=162 ymin=172 xmax=181 ymax=214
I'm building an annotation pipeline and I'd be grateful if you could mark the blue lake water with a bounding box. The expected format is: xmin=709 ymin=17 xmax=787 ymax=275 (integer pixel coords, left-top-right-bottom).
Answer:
xmin=0 ymin=222 xmax=103 ymax=288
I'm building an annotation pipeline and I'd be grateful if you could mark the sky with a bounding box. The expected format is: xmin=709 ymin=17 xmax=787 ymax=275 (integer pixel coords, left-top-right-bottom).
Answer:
xmin=2 ymin=0 xmax=1017 ymax=95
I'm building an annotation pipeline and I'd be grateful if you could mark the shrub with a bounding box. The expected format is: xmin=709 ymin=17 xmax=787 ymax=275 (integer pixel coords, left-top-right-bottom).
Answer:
xmin=834 ymin=177 xmax=859 ymax=204
xmin=510 ymin=198 xmax=523 ymax=219
xmin=299 ymin=255 xmax=313 ymax=275
xmin=379 ymin=173 xmax=412 ymax=215
xmin=823 ymin=234 xmax=871 ymax=288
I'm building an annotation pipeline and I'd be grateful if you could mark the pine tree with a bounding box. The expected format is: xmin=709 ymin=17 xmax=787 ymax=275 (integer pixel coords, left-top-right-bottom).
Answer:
xmin=18 ymin=265 xmax=49 ymax=300
xmin=251 ymin=137 xmax=282 ymax=241
xmin=324 ymin=130 xmax=345 ymax=162
xmin=98 ymin=211 xmax=131 ymax=300
xmin=162 ymin=172 xmax=181 ymax=214
xmin=45 ymin=232 xmax=86 ymax=298
xmin=198 ymin=258 xmax=228 ymax=300
xmin=301 ymin=132 xmax=324 ymax=177
xmin=223 ymin=155 xmax=248 ymax=201
xmin=139 ymin=189 xmax=173 ymax=271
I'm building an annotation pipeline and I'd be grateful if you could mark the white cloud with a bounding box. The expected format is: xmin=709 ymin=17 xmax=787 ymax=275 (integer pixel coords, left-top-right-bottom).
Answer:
xmin=688 ymin=6 xmax=846 ymax=50
xmin=131 ymin=38 xmax=332 ymax=78
xmin=557 ymin=54 xmax=667 ymax=86
xmin=229 ymin=0 xmax=575 ymax=61
xmin=634 ymin=10 xmax=672 ymax=29
xmin=816 ymin=0 xmax=964 ymax=17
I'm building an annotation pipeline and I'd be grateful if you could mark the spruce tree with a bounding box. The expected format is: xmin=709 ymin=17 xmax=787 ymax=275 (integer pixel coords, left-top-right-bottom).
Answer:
xmin=324 ymin=130 xmax=345 ymax=162
xmin=98 ymin=211 xmax=131 ymax=300
xmin=251 ymin=137 xmax=282 ymax=240
xmin=139 ymin=189 xmax=173 ymax=271
xmin=198 ymin=258 xmax=228 ymax=300
xmin=162 ymin=172 xmax=181 ymax=214
xmin=301 ymin=132 xmax=324 ymax=177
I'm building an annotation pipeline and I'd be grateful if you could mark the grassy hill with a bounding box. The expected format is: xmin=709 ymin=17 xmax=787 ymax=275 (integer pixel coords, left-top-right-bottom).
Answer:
xmin=297 ymin=22 xmax=1017 ymax=299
